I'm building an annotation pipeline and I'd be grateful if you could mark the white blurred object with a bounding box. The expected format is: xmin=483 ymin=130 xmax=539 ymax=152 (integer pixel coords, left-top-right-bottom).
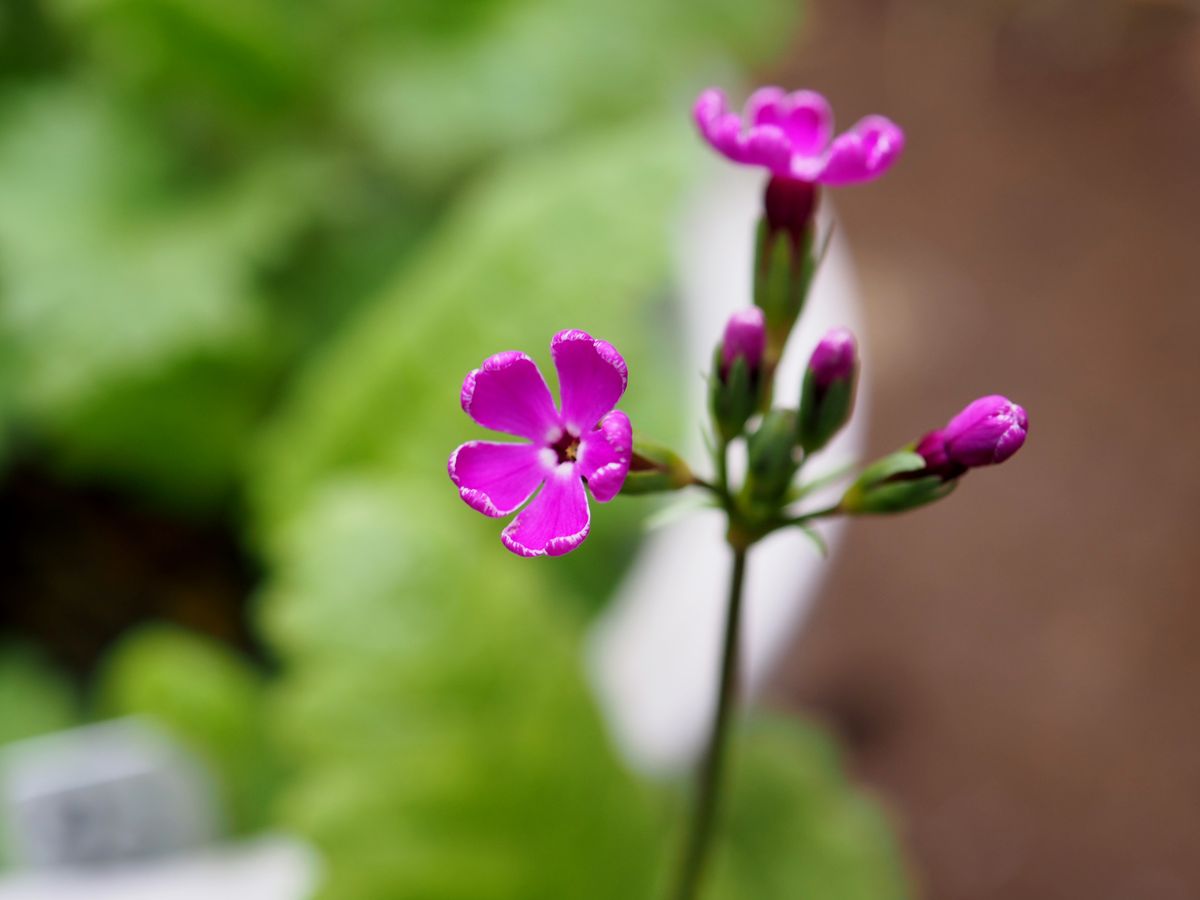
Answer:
xmin=588 ymin=162 xmax=867 ymax=775
xmin=0 ymin=718 xmax=319 ymax=898
xmin=0 ymin=719 xmax=218 ymax=870
xmin=0 ymin=835 xmax=317 ymax=900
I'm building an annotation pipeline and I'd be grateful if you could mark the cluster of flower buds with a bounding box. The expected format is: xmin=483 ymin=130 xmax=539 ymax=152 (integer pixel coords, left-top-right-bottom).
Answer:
xmin=688 ymin=86 xmax=1026 ymax=546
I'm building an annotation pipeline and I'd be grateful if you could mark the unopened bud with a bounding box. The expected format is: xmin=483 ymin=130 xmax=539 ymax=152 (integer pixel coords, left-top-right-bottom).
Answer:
xmin=798 ymin=328 xmax=858 ymax=454
xmin=720 ymin=308 xmax=766 ymax=378
xmin=917 ymin=394 xmax=1028 ymax=477
xmin=710 ymin=309 xmax=767 ymax=441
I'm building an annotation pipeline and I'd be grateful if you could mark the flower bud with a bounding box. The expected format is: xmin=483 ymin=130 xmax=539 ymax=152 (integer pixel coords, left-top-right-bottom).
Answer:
xmin=619 ymin=440 xmax=694 ymax=495
xmin=745 ymin=408 xmax=799 ymax=507
xmin=798 ymin=328 xmax=858 ymax=454
xmin=720 ymin=308 xmax=766 ymax=378
xmin=710 ymin=310 xmax=767 ymax=442
xmin=941 ymin=395 xmax=1028 ymax=467
xmin=917 ymin=395 xmax=1028 ymax=477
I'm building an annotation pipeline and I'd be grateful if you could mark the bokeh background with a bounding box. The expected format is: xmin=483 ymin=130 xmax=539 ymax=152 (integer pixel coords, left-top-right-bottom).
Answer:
xmin=772 ymin=3 xmax=1200 ymax=899
xmin=1 ymin=0 xmax=1198 ymax=898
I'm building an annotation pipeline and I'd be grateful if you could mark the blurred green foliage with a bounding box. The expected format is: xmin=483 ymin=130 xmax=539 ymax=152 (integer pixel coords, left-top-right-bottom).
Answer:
xmin=1 ymin=0 xmax=913 ymax=895
xmin=0 ymin=644 xmax=77 ymax=747
xmin=94 ymin=624 xmax=277 ymax=834
xmin=260 ymin=480 xmax=911 ymax=899
xmin=261 ymin=481 xmax=665 ymax=899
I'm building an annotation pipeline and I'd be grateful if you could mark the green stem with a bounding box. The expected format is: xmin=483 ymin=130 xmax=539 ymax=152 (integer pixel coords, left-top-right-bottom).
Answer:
xmin=671 ymin=545 xmax=748 ymax=900
xmin=714 ymin=437 xmax=730 ymax=496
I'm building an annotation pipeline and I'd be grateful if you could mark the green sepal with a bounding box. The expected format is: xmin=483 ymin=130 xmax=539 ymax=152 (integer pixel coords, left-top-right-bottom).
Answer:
xmin=709 ymin=346 xmax=757 ymax=443
xmin=618 ymin=439 xmax=694 ymax=496
xmin=745 ymin=408 xmax=800 ymax=508
xmin=840 ymin=450 xmax=958 ymax=515
xmin=752 ymin=218 xmax=817 ymax=366
xmin=798 ymin=367 xmax=857 ymax=454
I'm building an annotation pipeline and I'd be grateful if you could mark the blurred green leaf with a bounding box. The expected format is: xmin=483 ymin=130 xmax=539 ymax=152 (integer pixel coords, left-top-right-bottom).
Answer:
xmin=48 ymin=0 xmax=310 ymax=128
xmin=95 ymin=624 xmax=277 ymax=834
xmin=260 ymin=480 xmax=667 ymax=899
xmin=259 ymin=480 xmax=911 ymax=897
xmin=710 ymin=718 xmax=913 ymax=900
xmin=41 ymin=350 xmax=268 ymax=512
xmin=0 ymin=644 xmax=77 ymax=747
xmin=0 ymin=86 xmax=321 ymax=415
xmin=340 ymin=0 xmax=797 ymax=181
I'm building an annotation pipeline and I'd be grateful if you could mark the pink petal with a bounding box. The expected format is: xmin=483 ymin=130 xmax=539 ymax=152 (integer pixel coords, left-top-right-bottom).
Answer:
xmin=750 ymin=88 xmax=832 ymax=157
xmin=812 ymin=115 xmax=905 ymax=186
xmin=694 ymin=89 xmax=792 ymax=174
xmin=551 ymin=330 xmax=627 ymax=436
xmin=460 ymin=351 xmax=561 ymax=442
xmin=501 ymin=464 xmax=591 ymax=558
xmin=448 ymin=441 xmax=551 ymax=517
xmin=577 ymin=410 xmax=632 ymax=503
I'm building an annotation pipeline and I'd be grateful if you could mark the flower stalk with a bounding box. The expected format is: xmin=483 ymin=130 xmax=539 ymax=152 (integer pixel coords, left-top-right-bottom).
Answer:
xmin=671 ymin=546 xmax=747 ymax=900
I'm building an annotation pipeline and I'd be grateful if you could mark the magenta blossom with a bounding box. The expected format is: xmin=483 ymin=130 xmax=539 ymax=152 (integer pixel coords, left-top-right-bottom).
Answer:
xmin=694 ymin=87 xmax=904 ymax=185
xmin=917 ymin=395 xmax=1028 ymax=473
xmin=449 ymin=330 xmax=632 ymax=558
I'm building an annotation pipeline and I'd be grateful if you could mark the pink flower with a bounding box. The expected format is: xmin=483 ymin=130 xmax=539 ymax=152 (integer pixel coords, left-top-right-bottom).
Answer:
xmin=693 ymin=87 xmax=904 ymax=185
xmin=449 ymin=330 xmax=632 ymax=558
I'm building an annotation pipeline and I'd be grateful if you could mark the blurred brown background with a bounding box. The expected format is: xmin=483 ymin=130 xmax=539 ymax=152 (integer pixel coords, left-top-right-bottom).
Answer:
xmin=770 ymin=1 xmax=1200 ymax=898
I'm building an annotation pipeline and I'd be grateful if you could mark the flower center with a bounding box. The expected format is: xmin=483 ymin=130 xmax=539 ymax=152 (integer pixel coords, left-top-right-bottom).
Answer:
xmin=550 ymin=430 xmax=580 ymax=465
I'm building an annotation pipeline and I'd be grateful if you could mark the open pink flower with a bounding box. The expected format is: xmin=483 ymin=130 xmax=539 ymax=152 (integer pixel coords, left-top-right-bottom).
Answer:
xmin=449 ymin=330 xmax=632 ymax=558
xmin=693 ymin=87 xmax=904 ymax=185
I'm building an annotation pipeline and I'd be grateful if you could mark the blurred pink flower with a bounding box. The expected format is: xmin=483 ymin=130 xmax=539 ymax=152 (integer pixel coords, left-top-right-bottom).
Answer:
xmin=693 ymin=86 xmax=904 ymax=185
xmin=449 ymin=330 xmax=631 ymax=558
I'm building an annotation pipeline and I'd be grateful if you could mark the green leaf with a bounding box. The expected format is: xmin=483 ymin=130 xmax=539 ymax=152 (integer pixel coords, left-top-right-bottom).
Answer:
xmin=95 ymin=624 xmax=278 ymax=834
xmin=339 ymin=0 xmax=798 ymax=181
xmin=0 ymin=644 xmax=77 ymax=747
xmin=43 ymin=350 xmax=270 ymax=512
xmin=257 ymin=478 xmax=912 ymax=897
xmin=0 ymin=86 xmax=319 ymax=416
xmin=259 ymin=479 xmax=666 ymax=899
xmin=710 ymin=718 xmax=913 ymax=900
xmin=50 ymin=0 xmax=311 ymax=125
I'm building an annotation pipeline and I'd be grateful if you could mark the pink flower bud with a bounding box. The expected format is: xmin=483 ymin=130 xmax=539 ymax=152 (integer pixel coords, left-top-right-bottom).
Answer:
xmin=807 ymin=328 xmax=857 ymax=389
xmin=942 ymin=394 xmax=1028 ymax=467
xmin=918 ymin=395 xmax=1028 ymax=474
xmin=720 ymin=308 xmax=766 ymax=377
